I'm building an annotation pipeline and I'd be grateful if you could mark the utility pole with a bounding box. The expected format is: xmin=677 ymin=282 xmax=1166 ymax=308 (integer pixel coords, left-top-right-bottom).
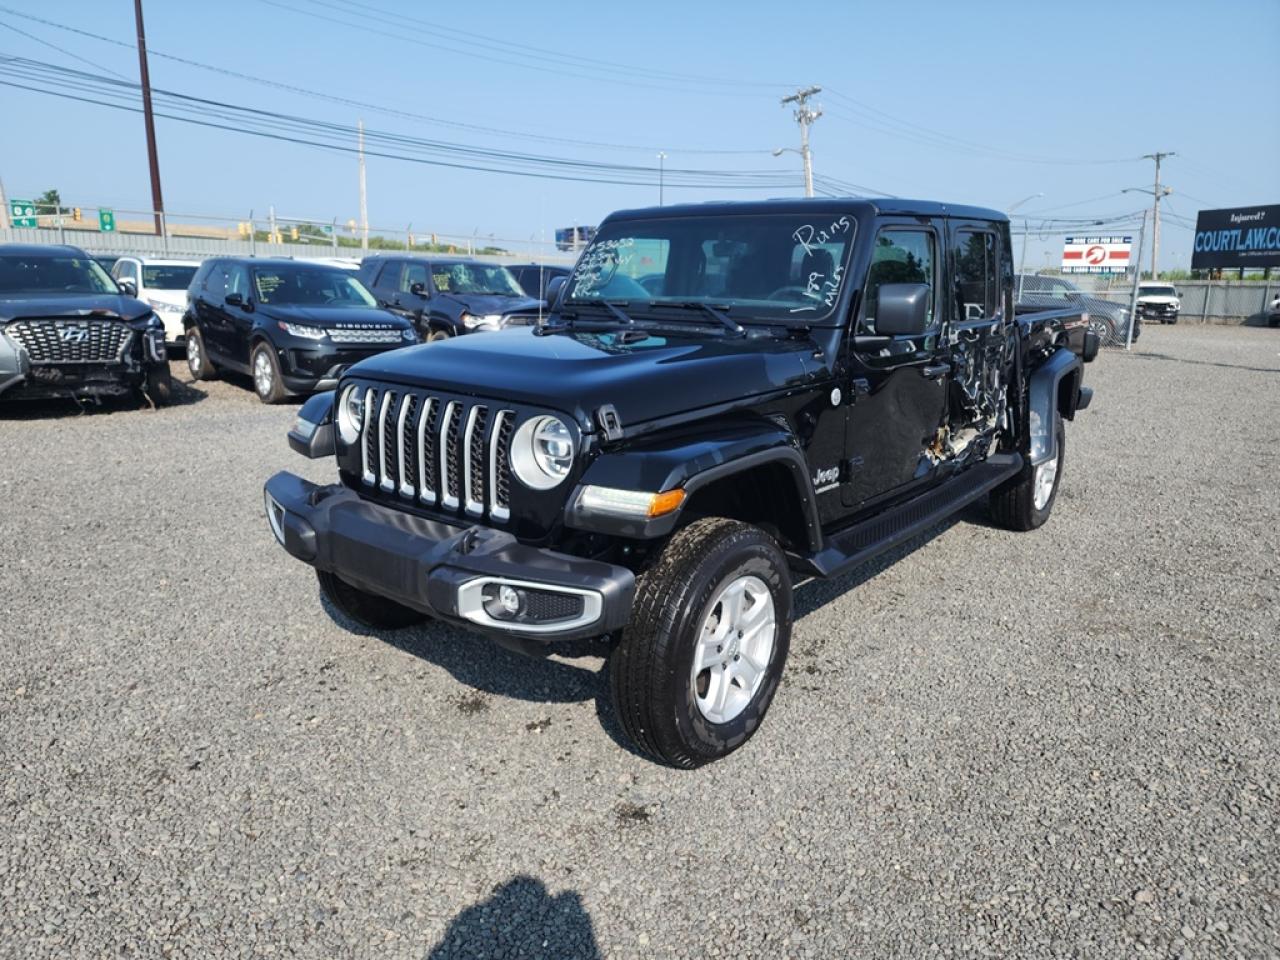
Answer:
xmin=358 ymin=118 xmax=369 ymax=251
xmin=1126 ymin=209 xmax=1148 ymax=351
xmin=0 ymin=176 xmax=10 ymax=230
xmin=1143 ymin=151 xmax=1175 ymax=280
xmin=780 ymin=86 xmax=822 ymax=198
xmin=133 ymin=0 xmax=165 ymax=236
xmin=657 ymin=151 xmax=667 ymax=206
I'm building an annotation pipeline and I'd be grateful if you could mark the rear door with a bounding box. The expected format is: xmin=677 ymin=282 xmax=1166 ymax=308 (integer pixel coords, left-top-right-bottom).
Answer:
xmin=943 ymin=220 xmax=1008 ymax=448
xmin=197 ymin=263 xmax=231 ymax=360
xmin=843 ymin=219 xmax=949 ymax=508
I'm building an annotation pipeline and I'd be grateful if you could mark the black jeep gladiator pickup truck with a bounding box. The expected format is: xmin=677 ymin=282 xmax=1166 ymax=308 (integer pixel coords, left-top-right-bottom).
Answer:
xmin=264 ymin=198 xmax=1096 ymax=768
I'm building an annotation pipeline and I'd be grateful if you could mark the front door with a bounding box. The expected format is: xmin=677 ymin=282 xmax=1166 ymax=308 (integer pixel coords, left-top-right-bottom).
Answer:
xmin=943 ymin=221 xmax=1007 ymax=448
xmin=224 ymin=264 xmax=254 ymax=363
xmin=843 ymin=222 xmax=948 ymax=508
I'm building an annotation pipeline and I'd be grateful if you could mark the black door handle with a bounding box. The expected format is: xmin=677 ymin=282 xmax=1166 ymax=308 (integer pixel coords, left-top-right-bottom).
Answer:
xmin=922 ymin=362 xmax=950 ymax=379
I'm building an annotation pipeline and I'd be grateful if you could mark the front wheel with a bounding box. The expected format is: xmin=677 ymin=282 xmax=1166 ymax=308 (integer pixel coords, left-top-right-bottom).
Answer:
xmin=990 ymin=413 xmax=1065 ymax=531
xmin=316 ymin=570 xmax=428 ymax=630
xmin=1089 ymin=315 xmax=1117 ymax=346
xmin=425 ymin=326 xmax=453 ymax=343
xmin=609 ymin=518 xmax=792 ymax=768
xmin=251 ymin=341 xmax=288 ymax=404
xmin=143 ymin=364 xmax=172 ymax=407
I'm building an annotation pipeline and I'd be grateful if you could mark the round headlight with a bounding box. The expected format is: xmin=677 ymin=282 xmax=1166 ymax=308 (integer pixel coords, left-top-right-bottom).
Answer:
xmin=337 ymin=384 xmax=364 ymax=445
xmin=510 ymin=415 xmax=574 ymax=490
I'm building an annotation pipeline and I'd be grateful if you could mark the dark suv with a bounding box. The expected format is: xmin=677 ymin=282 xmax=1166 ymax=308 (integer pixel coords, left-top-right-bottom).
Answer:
xmin=1016 ymin=273 xmax=1138 ymax=345
xmin=507 ymin=263 xmax=572 ymax=303
xmin=183 ymin=258 xmax=418 ymax=403
xmin=0 ymin=243 xmax=171 ymax=405
xmin=359 ymin=256 xmax=546 ymax=340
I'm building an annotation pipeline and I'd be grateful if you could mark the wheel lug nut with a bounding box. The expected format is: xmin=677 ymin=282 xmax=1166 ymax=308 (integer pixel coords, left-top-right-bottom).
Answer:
xmin=733 ymin=654 xmax=740 ymax=661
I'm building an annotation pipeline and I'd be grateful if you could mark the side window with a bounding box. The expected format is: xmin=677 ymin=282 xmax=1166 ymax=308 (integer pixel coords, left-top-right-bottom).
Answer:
xmin=858 ymin=229 xmax=936 ymax=335
xmin=227 ymin=266 xmax=250 ymax=298
xmin=204 ymin=265 xmax=228 ymax=298
xmin=954 ymin=230 xmax=997 ymax=322
xmin=399 ymin=261 xmax=428 ymax=293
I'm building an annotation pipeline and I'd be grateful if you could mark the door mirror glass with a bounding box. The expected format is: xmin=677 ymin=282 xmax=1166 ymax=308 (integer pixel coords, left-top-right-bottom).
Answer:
xmin=409 ymin=281 xmax=427 ymax=297
xmin=544 ymin=275 xmax=566 ymax=305
xmin=876 ymin=283 xmax=932 ymax=336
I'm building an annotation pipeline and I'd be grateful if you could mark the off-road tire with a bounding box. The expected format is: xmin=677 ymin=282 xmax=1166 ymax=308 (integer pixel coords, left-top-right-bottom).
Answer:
xmin=251 ymin=341 xmax=288 ymax=404
xmin=316 ymin=569 xmax=428 ymax=630
xmin=608 ymin=518 xmax=792 ymax=768
xmin=186 ymin=327 xmax=217 ymax=380
xmin=143 ymin=364 xmax=172 ymax=407
xmin=990 ymin=412 xmax=1065 ymax=531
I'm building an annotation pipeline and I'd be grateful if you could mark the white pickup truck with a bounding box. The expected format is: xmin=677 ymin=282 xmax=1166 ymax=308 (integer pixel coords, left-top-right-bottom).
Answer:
xmin=1136 ymin=282 xmax=1181 ymax=324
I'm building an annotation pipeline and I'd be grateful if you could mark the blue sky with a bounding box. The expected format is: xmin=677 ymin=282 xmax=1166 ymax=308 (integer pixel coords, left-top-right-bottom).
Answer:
xmin=1 ymin=0 xmax=1277 ymax=269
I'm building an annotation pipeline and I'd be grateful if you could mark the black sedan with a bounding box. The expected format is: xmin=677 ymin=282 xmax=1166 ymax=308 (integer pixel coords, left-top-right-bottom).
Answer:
xmin=182 ymin=258 xmax=418 ymax=403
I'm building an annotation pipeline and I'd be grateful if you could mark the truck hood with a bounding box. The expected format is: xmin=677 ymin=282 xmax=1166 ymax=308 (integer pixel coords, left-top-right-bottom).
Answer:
xmin=142 ymin=289 xmax=187 ymax=310
xmin=345 ymin=326 xmax=819 ymax=429
xmin=437 ymin=291 xmax=546 ymax=316
xmin=0 ymin=293 xmax=152 ymax=323
xmin=1138 ymin=294 xmax=1179 ymax=304
xmin=256 ymin=303 xmax=410 ymax=328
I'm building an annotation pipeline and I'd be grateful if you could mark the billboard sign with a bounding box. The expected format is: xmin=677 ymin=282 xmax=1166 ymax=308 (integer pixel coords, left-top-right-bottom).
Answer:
xmin=1190 ymin=205 xmax=1280 ymax=270
xmin=555 ymin=225 xmax=596 ymax=252
xmin=1061 ymin=236 xmax=1132 ymax=274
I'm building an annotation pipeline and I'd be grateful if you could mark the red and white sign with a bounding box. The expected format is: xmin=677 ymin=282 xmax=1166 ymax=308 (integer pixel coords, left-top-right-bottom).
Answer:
xmin=1061 ymin=236 xmax=1132 ymax=274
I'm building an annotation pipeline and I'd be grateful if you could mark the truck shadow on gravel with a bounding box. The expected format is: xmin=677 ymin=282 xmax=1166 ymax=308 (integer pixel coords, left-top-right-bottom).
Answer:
xmin=426 ymin=875 xmax=601 ymax=959
xmin=1127 ymin=350 xmax=1279 ymax=375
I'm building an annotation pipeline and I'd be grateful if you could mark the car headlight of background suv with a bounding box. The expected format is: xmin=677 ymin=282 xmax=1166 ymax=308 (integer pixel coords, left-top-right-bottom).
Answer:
xmin=278 ymin=321 xmax=327 ymax=340
xmin=146 ymin=298 xmax=184 ymax=315
xmin=461 ymin=312 xmax=503 ymax=331
xmin=510 ymin=415 xmax=574 ymax=490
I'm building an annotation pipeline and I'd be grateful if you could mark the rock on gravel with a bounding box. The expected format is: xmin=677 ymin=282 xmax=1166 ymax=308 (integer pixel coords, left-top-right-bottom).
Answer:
xmin=1 ymin=327 xmax=1277 ymax=958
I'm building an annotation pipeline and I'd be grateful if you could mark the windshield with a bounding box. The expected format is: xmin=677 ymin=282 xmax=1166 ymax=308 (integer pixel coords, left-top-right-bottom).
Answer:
xmin=430 ymin=261 xmax=524 ymax=297
xmin=142 ymin=265 xmax=198 ymax=290
xmin=566 ymin=213 xmax=857 ymax=323
xmin=252 ymin=265 xmax=377 ymax=307
xmin=1142 ymin=285 xmax=1177 ymax=297
xmin=0 ymin=254 xmax=119 ymax=295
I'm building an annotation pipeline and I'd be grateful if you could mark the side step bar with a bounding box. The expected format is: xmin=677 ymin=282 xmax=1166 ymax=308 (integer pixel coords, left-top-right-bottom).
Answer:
xmin=798 ymin=453 xmax=1024 ymax=579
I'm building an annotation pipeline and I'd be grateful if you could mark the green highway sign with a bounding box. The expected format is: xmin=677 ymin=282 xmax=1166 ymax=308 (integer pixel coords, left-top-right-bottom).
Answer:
xmin=98 ymin=208 xmax=116 ymax=233
xmin=9 ymin=199 xmax=38 ymax=228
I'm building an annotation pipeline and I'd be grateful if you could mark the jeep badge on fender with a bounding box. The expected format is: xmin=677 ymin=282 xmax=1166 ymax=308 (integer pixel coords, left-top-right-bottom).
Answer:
xmin=263 ymin=198 xmax=1096 ymax=768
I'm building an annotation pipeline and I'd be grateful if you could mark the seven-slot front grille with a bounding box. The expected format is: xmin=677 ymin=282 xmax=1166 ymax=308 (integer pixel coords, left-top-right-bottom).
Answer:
xmin=357 ymin=385 xmax=516 ymax=523
xmin=4 ymin=318 xmax=132 ymax=364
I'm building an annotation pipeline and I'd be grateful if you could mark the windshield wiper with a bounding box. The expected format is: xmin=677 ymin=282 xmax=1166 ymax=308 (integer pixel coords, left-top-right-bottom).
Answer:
xmin=563 ymin=299 xmax=635 ymax=326
xmin=647 ymin=301 xmax=746 ymax=337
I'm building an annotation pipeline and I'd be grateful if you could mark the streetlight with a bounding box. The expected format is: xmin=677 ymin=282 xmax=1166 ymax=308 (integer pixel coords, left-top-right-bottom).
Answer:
xmin=1008 ymin=193 xmax=1044 ymax=300
xmin=772 ymin=147 xmax=810 ymax=197
xmin=657 ymin=151 xmax=667 ymax=207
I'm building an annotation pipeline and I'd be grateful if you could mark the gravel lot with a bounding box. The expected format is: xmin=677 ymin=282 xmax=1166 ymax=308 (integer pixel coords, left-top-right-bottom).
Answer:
xmin=2 ymin=324 xmax=1277 ymax=959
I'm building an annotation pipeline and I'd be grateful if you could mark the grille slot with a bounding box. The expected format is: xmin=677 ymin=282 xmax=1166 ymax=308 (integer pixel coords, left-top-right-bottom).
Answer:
xmin=357 ymin=385 xmax=519 ymax=523
xmin=5 ymin=318 xmax=132 ymax=364
xmin=328 ymin=327 xmax=404 ymax=344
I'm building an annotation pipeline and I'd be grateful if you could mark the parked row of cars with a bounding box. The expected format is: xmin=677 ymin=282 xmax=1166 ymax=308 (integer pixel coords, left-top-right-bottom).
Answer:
xmin=0 ymin=244 xmax=570 ymax=405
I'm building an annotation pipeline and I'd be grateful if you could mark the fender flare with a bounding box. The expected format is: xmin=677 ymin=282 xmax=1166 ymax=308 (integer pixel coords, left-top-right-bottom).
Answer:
xmin=1027 ymin=347 xmax=1084 ymax=465
xmin=565 ymin=422 xmax=822 ymax=550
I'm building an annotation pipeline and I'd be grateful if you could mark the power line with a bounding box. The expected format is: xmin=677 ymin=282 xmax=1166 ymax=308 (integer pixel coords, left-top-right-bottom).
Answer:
xmin=0 ymin=17 xmax=128 ymax=78
xmin=0 ymin=57 xmax=806 ymax=191
xmin=310 ymin=0 xmax=795 ymax=90
xmin=258 ymin=0 xmax=776 ymax=99
xmin=0 ymin=6 xmax=773 ymax=156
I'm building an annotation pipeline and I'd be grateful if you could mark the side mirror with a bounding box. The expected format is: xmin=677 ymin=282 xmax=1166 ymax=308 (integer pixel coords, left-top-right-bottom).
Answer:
xmin=118 ymin=278 xmax=137 ymax=297
xmin=875 ymin=283 xmax=932 ymax=336
xmin=409 ymin=281 xmax=427 ymax=297
xmin=544 ymin=275 xmax=567 ymax=307
xmin=225 ymin=292 xmax=246 ymax=308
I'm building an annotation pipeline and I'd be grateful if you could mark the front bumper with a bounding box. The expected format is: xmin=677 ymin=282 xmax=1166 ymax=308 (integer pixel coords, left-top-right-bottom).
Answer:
xmin=264 ymin=471 xmax=635 ymax=645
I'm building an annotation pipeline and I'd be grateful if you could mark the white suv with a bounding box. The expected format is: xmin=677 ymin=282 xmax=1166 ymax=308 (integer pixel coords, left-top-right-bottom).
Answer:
xmin=1136 ymin=282 xmax=1181 ymax=325
xmin=111 ymin=257 xmax=202 ymax=349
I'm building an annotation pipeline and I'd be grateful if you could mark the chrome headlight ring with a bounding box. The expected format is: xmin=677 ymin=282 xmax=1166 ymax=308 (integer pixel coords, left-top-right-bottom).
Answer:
xmin=510 ymin=415 xmax=574 ymax=490
xmin=337 ymin=384 xmax=364 ymax=445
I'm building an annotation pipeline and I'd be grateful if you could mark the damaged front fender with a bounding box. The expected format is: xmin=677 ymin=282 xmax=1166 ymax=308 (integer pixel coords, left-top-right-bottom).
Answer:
xmin=0 ymin=326 xmax=30 ymax=397
xmin=1027 ymin=347 xmax=1084 ymax=465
